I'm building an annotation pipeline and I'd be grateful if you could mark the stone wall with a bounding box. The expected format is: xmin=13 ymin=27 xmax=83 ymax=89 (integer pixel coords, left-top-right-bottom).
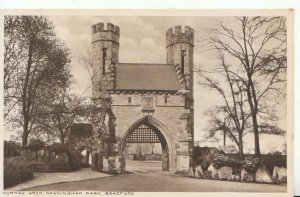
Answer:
xmin=111 ymin=93 xmax=187 ymax=170
xmin=111 ymin=93 xmax=185 ymax=142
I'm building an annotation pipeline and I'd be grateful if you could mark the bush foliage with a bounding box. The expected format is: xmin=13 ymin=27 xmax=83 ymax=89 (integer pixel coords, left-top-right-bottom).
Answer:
xmin=226 ymin=153 xmax=286 ymax=175
xmin=4 ymin=157 xmax=34 ymax=188
xmin=47 ymin=143 xmax=81 ymax=171
xmin=27 ymin=139 xmax=45 ymax=151
xmin=193 ymin=146 xmax=241 ymax=171
xmin=4 ymin=140 xmax=22 ymax=158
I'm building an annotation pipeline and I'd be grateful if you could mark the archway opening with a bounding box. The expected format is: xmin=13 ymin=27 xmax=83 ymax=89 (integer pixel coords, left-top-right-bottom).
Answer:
xmin=121 ymin=122 xmax=169 ymax=172
xmin=79 ymin=148 xmax=92 ymax=168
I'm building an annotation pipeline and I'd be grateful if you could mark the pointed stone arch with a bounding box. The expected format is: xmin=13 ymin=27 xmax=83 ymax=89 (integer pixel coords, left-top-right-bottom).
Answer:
xmin=120 ymin=116 xmax=176 ymax=172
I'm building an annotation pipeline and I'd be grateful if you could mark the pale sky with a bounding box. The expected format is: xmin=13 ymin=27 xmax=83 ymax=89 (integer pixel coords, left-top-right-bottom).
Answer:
xmin=44 ymin=16 xmax=287 ymax=153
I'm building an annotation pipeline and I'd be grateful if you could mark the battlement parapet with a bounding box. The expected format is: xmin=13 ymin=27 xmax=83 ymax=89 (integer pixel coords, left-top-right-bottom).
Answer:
xmin=92 ymin=22 xmax=120 ymax=43
xmin=92 ymin=22 xmax=120 ymax=36
xmin=166 ymin=25 xmax=194 ymax=47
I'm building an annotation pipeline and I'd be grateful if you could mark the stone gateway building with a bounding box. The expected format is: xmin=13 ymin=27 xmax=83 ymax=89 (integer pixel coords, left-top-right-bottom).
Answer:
xmin=86 ymin=22 xmax=194 ymax=173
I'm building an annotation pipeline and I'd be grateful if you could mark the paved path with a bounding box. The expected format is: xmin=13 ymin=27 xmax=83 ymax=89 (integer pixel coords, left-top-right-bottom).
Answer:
xmin=6 ymin=168 xmax=111 ymax=191
xmin=22 ymin=161 xmax=287 ymax=192
xmin=25 ymin=171 xmax=287 ymax=192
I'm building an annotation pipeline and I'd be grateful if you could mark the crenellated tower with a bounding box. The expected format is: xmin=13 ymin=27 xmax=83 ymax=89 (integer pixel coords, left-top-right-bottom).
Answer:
xmin=91 ymin=22 xmax=120 ymax=103
xmin=166 ymin=25 xmax=194 ymax=91
xmin=91 ymin=22 xmax=119 ymax=173
xmin=166 ymin=26 xmax=194 ymax=172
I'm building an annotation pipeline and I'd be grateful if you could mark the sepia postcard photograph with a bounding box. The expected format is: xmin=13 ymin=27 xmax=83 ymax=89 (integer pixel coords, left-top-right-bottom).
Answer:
xmin=0 ymin=9 xmax=294 ymax=197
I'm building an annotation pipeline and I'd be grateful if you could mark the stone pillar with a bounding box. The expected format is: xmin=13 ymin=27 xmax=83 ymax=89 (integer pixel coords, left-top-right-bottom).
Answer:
xmin=91 ymin=152 xmax=98 ymax=170
xmin=176 ymin=112 xmax=193 ymax=172
xmin=120 ymin=150 xmax=126 ymax=173
xmin=97 ymin=152 xmax=103 ymax=171
xmin=102 ymin=136 xmax=122 ymax=174
xmin=162 ymin=144 xmax=169 ymax=171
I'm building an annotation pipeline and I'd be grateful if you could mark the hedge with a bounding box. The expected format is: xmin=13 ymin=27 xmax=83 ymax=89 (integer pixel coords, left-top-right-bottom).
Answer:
xmin=4 ymin=141 xmax=21 ymax=158
xmin=4 ymin=157 xmax=34 ymax=188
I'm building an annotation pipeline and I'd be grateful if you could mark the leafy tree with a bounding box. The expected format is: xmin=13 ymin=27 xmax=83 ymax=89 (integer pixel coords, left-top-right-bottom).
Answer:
xmin=4 ymin=18 xmax=22 ymax=118
xmin=34 ymin=86 xmax=89 ymax=144
xmin=27 ymin=138 xmax=45 ymax=151
xmin=27 ymin=138 xmax=45 ymax=160
xmin=200 ymin=17 xmax=287 ymax=157
xmin=4 ymin=16 xmax=72 ymax=146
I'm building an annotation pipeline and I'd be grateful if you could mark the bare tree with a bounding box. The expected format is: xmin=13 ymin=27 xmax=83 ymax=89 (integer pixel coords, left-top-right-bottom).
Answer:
xmin=4 ymin=16 xmax=71 ymax=146
xmin=79 ymin=49 xmax=94 ymax=83
xmin=198 ymin=52 xmax=251 ymax=160
xmin=204 ymin=17 xmax=287 ymax=157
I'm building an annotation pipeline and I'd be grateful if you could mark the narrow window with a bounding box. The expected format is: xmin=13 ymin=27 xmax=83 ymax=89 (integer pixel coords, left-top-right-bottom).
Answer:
xmin=128 ymin=97 xmax=131 ymax=104
xmin=181 ymin=49 xmax=186 ymax=74
xmin=164 ymin=97 xmax=168 ymax=104
xmin=102 ymin=48 xmax=107 ymax=74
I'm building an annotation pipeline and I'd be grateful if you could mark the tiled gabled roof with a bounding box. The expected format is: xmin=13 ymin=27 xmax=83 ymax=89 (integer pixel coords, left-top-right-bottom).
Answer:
xmin=114 ymin=63 xmax=181 ymax=91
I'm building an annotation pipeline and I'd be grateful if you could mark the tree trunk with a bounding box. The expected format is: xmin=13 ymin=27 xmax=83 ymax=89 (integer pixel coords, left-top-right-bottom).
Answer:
xmin=252 ymin=114 xmax=261 ymax=157
xmin=238 ymin=133 xmax=244 ymax=160
xmin=223 ymin=130 xmax=226 ymax=146
xmin=22 ymin=131 xmax=28 ymax=147
xmin=59 ymin=125 xmax=65 ymax=144
xmin=249 ymin=79 xmax=261 ymax=157
xmin=246 ymin=79 xmax=261 ymax=157
xmin=61 ymin=134 xmax=65 ymax=144
xmin=22 ymin=35 xmax=33 ymax=147
xmin=22 ymin=120 xmax=29 ymax=146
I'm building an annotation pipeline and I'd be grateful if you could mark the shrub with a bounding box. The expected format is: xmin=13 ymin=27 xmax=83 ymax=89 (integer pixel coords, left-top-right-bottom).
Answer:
xmin=4 ymin=157 xmax=34 ymax=188
xmin=227 ymin=153 xmax=287 ymax=176
xmin=263 ymin=153 xmax=287 ymax=176
xmin=27 ymin=139 xmax=45 ymax=151
xmin=193 ymin=147 xmax=222 ymax=171
xmin=242 ymin=156 xmax=260 ymax=174
xmin=47 ymin=143 xmax=81 ymax=171
xmin=4 ymin=141 xmax=21 ymax=158
xmin=193 ymin=146 xmax=241 ymax=171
